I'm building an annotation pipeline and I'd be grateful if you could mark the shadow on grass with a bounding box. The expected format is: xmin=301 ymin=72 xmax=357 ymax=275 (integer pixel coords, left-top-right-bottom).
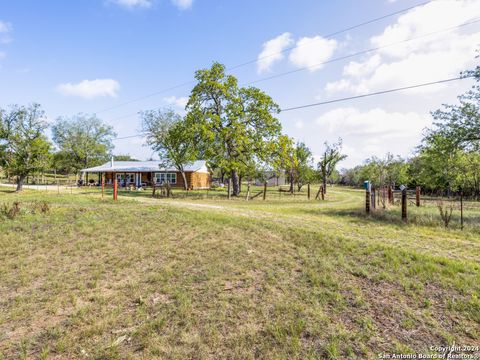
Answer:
xmin=0 ymin=189 xmax=16 ymax=194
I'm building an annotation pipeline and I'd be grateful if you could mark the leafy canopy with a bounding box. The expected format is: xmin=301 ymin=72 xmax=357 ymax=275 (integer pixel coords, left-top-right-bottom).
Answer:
xmin=186 ymin=62 xmax=282 ymax=177
xmin=0 ymin=103 xmax=51 ymax=188
xmin=52 ymin=114 xmax=116 ymax=172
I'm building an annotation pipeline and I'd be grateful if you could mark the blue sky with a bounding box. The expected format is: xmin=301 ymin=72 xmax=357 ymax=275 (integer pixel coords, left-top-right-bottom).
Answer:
xmin=1 ymin=0 xmax=479 ymax=167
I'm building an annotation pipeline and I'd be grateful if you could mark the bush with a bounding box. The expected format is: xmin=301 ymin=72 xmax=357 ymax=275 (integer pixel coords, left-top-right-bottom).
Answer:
xmin=0 ymin=202 xmax=21 ymax=220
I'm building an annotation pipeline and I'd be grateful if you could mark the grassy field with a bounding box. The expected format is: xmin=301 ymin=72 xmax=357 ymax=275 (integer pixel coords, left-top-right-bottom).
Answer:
xmin=0 ymin=186 xmax=479 ymax=359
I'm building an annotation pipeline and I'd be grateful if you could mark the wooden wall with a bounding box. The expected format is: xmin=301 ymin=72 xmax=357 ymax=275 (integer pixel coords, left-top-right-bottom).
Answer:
xmin=103 ymin=171 xmax=210 ymax=189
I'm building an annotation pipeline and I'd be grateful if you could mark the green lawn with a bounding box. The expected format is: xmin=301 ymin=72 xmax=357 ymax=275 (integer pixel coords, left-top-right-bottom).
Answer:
xmin=0 ymin=187 xmax=479 ymax=359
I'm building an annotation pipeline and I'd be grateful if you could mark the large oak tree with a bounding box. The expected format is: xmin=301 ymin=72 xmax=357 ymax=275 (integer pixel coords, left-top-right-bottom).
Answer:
xmin=186 ymin=62 xmax=282 ymax=196
xmin=141 ymin=108 xmax=197 ymax=190
xmin=52 ymin=114 xmax=116 ymax=174
xmin=0 ymin=103 xmax=51 ymax=191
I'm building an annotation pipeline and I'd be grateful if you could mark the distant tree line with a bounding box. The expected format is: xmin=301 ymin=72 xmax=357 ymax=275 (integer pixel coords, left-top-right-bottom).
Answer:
xmin=1 ymin=57 xmax=478 ymax=196
xmin=340 ymin=60 xmax=480 ymax=198
xmin=0 ymin=62 xmax=345 ymax=193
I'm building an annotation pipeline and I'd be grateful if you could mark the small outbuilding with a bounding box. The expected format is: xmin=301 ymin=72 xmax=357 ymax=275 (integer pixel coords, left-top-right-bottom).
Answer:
xmin=80 ymin=159 xmax=211 ymax=189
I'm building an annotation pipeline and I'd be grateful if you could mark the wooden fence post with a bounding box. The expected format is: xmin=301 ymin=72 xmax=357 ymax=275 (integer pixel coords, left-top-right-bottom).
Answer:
xmin=366 ymin=187 xmax=371 ymax=213
xmin=228 ymin=178 xmax=232 ymax=200
xmin=388 ymin=186 xmax=393 ymax=204
xmin=307 ymin=183 xmax=311 ymax=200
xmin=113 ymin=173 xmax=118 ymax=201
xmin=371 ymin=187 xmax=376 ymax=210
xmin=460 ymin=190 xmax=464 ymax=230
xmin=321 ymin=186 xmax=325 ymax=200
xmin=101 ymin=173 xmax=105 ymax=200
xmin=382 ymin=186 xmax=386 ymax=209
xmin=166 ymin=181 xmax=171 ymax=198
xmin=263 ymin=181 xmax=267 ymax=201
xmin=245 ymin=182 xmax=251 ymax=201
xmin=401 ymin=188 xmax=407 ymax=222
xmin=416 ymin=186 xmax=421 ymax=207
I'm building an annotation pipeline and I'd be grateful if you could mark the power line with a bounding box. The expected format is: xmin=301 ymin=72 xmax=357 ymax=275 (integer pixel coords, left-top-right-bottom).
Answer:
xmin=111 ymin=75 xmax=473 ymax=140
xmin=95 ymin=80 xmax=194 ymax=115
xmin=281 ymin=76 xmax=473 ymax=112
xmin=228 ymin=0 xmax=433 ymax=71
xmin=106 ymin=17 xmax=480 ymax=124
xmin=244 ymin=18 xmax=480 ymax=86
xmin=96 ymin=0 xmax=433 ymax=115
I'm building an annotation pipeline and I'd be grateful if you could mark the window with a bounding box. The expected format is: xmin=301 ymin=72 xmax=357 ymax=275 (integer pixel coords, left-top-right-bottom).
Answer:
xmin=116 ymin=173 xmax=135 ymax=185
xmin=155 ymin=173 xmax=177 ymax=185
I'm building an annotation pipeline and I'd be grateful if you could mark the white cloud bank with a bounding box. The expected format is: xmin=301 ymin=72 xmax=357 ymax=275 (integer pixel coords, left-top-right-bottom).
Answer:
xmin=316 ymin=107 xmax=431 ymax=166
xmin=112 ymin=0 xmax=152 ymax=8
xmin=325 ymin=0 xmax=480 ymax=95
xmin=289 ymin=36 xmax=337 ymax=72
xmin=257 ymin=33 xmax=338 ymax=73
xmin=112 ymin=0 xmax=193 ymax=10
xmin=57 ymin=79 xmax=120 ymax=99
xmin=170 ymin=0 xmax=193 ymax=10
xmin=257 ymin=32 xmax=293 ymax=74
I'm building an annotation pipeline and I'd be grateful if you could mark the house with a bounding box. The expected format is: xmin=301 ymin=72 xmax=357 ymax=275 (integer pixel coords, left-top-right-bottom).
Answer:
xmin=80 ymin=159 xmax=211 ymax=189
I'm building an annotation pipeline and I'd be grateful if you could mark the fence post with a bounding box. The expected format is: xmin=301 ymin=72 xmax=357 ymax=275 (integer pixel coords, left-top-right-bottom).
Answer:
xmin=416 ymin=186 xmax=421 ymax=207
xmin=460 ymin=190 xmax=464 ymax=230
xmin=382 ymin=186 xmax=386 ymax=209
xmin=245 ymin=182 xmax=251 ymax=201
xmin=366 ymin=187 xmax=371 ymax=214
xmin=263 ymin=181 xmax=267 ymax=200
xmin=388 ymin=186 xmax=393 ymax=204
xmin=321 ymin=186 xmax=325 ymax=200
xmin=113 ymin=174 xmax=118 ymax=201
xmin=401 ymin=188 xmax=407 ymax=222
xmin=101 ymin=173 xmax=105 ymax=200
xmin=371 ymin=187 xmax=376 ymax=210
xmin=307 ymin=183 xmax=311 ymax=200
xmin=228 ymin=178 xmax=232 ymax=200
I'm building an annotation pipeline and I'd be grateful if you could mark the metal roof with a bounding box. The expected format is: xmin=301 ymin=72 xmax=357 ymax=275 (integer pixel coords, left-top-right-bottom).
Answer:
xmin=81 ymin=160 xmax=209 ymax=173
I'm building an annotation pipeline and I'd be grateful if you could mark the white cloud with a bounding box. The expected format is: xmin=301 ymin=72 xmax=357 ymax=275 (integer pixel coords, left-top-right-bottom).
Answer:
xmin=371 ymin=0 xmax=480 ymax=58
xmin=343 ymin=54 xmax=381 ymax=78
xmin=170 ymin=0 xmax=193 ymax=10
xmin=56 ymin=79 xmax=120 ymax=99
xmin=324 ymin=0 xmax=480 ymax=96
xmin=112 ymin=0 xmax=152 ymax=9
xmin=316 ymin=107 xmax=431 ymax=166
xmin=0 ymin=21 xmax=11 ymax=33
xmin=257 ymin=32 xmax=293 ymax=74
xmin=163 ymin=95 xmax=188 ymax=109
xmin=0 ymin=20 xmax=12 ymax=44
xmin=289 ymin=36 xmax=337 ymax=72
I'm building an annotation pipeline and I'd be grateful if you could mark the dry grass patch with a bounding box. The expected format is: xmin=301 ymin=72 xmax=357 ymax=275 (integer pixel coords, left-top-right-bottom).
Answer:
xmin=0 ymin=188 xmax=479 ymax=359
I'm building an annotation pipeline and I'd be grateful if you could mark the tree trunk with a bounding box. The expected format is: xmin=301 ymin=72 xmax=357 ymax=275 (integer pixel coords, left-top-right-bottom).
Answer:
xmin=323 ymin=177 xmax=327 ymax=194
xmin=289 ymin=170 xmax=294 ymax=194
xmin=181 ymin=171 xmax=188 ymax=190
xmin=231 ymin=170 xmax=240 ymax=196
xmin=16 ymin=175 xmax=26 ymax=192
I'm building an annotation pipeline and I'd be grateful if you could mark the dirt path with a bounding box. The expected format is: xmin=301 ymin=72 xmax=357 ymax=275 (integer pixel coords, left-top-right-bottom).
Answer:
xmin=121 ymin=194 xmax=480 ymax=263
